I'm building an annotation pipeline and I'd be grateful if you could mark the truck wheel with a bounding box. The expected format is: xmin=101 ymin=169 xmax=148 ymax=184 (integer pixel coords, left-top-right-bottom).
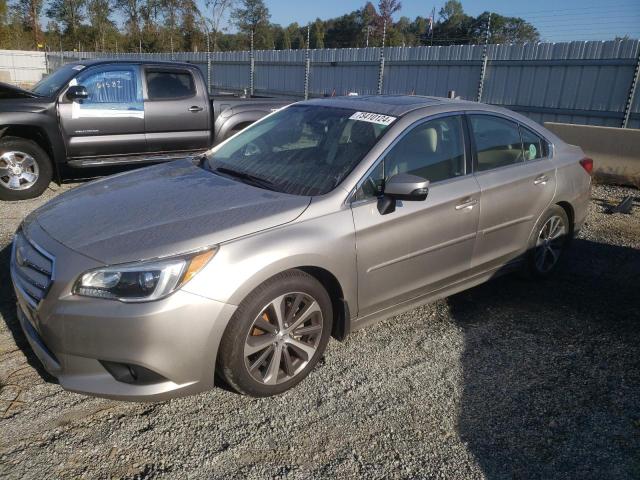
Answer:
xmin=0 ymin=137 xmax=53 ymax=201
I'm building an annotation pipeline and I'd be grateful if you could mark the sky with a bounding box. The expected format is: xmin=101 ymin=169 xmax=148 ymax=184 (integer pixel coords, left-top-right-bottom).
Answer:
xmin=217 ymin=0 xmax=640 ymax=43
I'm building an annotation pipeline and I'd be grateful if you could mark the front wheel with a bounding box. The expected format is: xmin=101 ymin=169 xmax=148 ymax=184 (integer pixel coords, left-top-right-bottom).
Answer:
xmin=0 ymin=137 xmax=53 ymax=201
xmin=217 ymin=270 xmax=333 ymax=397
xmin=526 ymin=205 xmax=570 ymax=278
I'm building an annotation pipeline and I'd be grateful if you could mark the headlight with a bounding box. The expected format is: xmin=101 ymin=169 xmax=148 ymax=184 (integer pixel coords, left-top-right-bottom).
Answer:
xmin=74 ymin=248 xmax=216 ymax=302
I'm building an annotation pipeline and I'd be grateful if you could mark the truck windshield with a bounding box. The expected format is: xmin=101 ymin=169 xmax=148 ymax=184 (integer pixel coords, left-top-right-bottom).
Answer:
xmin=31 ymin=64 xmax=79 ymax=97
xmin=207 ymin=105 xmax=393 ymax=196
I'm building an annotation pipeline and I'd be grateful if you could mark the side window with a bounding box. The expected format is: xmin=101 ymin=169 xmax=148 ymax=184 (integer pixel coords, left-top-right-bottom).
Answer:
xmin=74 ymin=67 xmax=142 ymax=106
xmin=520 ymin=126 xmax=547 ymax=160
xmin=354 ymin=161 xmax=384 ymax=201
xmin=354 ymin=115 xmax=466 ymax=200
xmin=146 ymin=70 xmax=196 ymax=100
xmin=470 ymin=115 xmax=524 ymax=172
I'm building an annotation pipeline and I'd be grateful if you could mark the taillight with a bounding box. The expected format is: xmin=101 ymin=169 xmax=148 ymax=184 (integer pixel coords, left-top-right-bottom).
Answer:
xmin=579 ymin=157 xmax=594 ymax=175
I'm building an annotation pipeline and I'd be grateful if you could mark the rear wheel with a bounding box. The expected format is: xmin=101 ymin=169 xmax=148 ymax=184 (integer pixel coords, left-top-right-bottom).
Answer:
xmin=0 ymin=137 xmax=52 ymax=201
xmin=526 ymin=205 xmax=570 ymax=278
xmin=217 ymin=270 xmax=332 ymax=397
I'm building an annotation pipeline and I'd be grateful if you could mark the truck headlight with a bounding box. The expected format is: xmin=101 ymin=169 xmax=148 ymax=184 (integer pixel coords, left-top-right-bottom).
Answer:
xmin=74 ymin=248 xmax=216 ymax=302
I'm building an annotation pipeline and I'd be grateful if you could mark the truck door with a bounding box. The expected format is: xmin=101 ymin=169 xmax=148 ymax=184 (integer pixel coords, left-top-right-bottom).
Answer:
xmin=143 ymin=66 xmax=210 ymax=153
xmin=58 ymin=64 xmax=146 ymax=159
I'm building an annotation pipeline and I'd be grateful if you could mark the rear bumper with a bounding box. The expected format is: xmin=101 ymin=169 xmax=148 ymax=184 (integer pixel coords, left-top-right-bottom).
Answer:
xmin=10 ymin=222 xmax=237 ymax=402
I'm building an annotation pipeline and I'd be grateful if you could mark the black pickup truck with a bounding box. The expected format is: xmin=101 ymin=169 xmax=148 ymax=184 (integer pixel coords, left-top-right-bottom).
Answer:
xmin=0 ymin=59 xmax=293 ymax=200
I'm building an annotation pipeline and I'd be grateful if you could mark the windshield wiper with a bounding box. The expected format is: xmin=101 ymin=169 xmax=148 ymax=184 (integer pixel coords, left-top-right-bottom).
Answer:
xmin=213 ymin=166 xmax=277 ymax=191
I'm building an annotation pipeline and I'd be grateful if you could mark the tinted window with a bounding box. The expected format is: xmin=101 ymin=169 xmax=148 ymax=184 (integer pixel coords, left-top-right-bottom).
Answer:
xmin=520 ymin=126 xmax=546 ymax=160
xmin=146 ymin=71 xmax=195 ymax=99
xmin=355 ymin=116 xmax=465 ymax=200
xmin=75 ymin=67 xmax=142 ymax=105
xmin=207 ymin=105 xmax=392 ymax=196
xmin=470 ymin=115 xmax=524 ymax=171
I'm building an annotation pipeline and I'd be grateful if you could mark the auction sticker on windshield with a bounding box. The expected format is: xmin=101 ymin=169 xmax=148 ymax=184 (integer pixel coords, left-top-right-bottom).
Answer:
xmin=349 ymin=111 xmax=396 ymax=126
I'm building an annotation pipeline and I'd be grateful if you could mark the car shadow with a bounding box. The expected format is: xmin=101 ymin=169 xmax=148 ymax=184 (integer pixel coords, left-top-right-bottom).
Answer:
xmin=449 ymin=239 xmax=640 ymax=479
xmin=0 ymin=243 xmax=58 ymax=384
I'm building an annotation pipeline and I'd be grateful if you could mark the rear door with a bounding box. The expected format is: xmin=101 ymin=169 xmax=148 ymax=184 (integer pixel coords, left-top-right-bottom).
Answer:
xmin=143 ymin=66 xmax=210 ymax=153
xmin=468 ymin=113 xmax=556 ymax=269
xmin=351 ymin=114 xmax=480 ymax=318
xmin=58 ymin=64 xmax=146 ymax=158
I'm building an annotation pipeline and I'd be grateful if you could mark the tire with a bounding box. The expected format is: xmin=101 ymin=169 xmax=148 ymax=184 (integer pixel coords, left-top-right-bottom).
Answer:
xmin=217 ymin=270 xmax=333 ymax=397
xmin=0 ymin=136 xmax=53 ymax=201
xmin=525 ymin=205 xmax=570 ymax=278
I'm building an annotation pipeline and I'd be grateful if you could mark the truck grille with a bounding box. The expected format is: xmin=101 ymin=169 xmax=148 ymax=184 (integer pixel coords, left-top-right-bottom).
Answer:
xmin=11 ymin=231 xmax=55 ymax=307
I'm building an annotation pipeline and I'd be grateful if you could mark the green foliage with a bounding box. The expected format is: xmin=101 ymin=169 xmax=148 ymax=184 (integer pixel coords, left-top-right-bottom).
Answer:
xmin=0 ymin=0 xmax=541 ymax=53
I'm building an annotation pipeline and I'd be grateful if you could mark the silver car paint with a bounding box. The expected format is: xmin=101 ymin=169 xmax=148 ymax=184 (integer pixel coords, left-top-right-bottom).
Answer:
xmin=10 ymin=97 xmax=591 ymax=400
xmin=28 ymin=160 xmax=311 ymax=264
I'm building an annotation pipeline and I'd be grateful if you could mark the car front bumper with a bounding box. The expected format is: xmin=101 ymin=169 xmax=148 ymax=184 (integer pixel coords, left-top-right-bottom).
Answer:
xmin=10 ymin=221 xmax=237 ymax=401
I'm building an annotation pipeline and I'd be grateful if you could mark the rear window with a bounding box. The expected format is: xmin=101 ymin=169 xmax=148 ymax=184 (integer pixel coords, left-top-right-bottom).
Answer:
xmin=470 ymin=115 xmax=524 ymax=172
xmin=146 ymin=70 xmax=195 ymax=99
xmin=520 ymin=126 xmax=548 ymax=160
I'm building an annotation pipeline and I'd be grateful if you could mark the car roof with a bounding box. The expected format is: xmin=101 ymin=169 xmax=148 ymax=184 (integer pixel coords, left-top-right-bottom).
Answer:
xmin=300 ymin=95 xmax=476 ymax=117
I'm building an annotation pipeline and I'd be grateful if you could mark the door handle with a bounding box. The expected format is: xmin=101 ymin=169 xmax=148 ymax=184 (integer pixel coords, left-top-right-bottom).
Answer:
xmin=534 ymin=175 xmax=549 ymax=185
xmin=455 ymin=198 xmax=478 ymax=210
xmin=188 ymin=106 xmax=204 ymax=112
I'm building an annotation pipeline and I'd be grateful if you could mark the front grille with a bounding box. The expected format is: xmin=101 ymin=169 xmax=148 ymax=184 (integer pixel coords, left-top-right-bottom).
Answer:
xmin=11 ymin=231 xmax=55 ymax=307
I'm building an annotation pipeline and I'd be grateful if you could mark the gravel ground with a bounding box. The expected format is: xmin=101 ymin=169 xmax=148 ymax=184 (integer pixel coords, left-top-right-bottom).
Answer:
xmin=1 ymin=181 xmax=639 ymax=480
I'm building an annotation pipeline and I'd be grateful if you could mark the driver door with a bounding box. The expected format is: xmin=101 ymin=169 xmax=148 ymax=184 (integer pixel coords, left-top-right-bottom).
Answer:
xmin=351 ymin=114 xmax=481 ymax=318
xmin=58 ymin=64 xmax=146 ymax=159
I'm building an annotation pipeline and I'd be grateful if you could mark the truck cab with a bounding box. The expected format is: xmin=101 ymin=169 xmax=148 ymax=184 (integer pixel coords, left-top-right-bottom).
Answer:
xmin=0 ymin=60 xmax=292 ymax=200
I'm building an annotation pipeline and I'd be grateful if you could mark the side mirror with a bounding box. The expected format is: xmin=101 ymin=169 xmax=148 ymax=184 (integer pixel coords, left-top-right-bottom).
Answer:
xmin=378 ymin=173 xmax=429 ymax=215
xmin=66 ymin=85 xmax=89 ymax=101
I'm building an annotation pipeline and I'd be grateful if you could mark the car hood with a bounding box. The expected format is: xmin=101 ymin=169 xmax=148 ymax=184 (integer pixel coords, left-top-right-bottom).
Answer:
xmin=0 ymin=82 xmax=40 ymax=99
xmin=25 ymin=160 xmax=311 ymax=264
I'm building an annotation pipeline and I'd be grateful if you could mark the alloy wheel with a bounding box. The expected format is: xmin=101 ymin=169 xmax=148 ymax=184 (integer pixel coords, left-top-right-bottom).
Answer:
xmin=0 ymin=151 xmax=39 ymax=191
xmin=535 ymin=215 xmax=566 ymax=273
xmin=243 ymin=292 xmax=323 ymax=385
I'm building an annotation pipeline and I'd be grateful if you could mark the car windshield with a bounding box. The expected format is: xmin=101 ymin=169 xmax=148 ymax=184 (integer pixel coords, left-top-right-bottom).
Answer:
xmin=31 ymin=64 xmax=80 ymax=97
xmin=206 ymin=105 xmax=393 ymax=196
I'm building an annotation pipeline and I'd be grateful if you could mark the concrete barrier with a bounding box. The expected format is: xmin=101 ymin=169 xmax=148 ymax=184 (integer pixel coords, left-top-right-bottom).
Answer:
xmin=544 ymin=122 xmax=640 ymax=188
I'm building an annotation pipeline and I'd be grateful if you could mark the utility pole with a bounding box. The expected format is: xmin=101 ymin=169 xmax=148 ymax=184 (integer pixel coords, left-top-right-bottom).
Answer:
xmin=249 ymin=29 xmax=255 ymax=96
xmin=477 ymin=12 xmax=492 ymax=102
xmin=622 ymin=45 xmax=640 ymax=128
xmin=304 ymin=23 xmax=311 ymax=99
xmin=377 ymin=19 xmax=387 ymax=95
xmin=430 ymin=6 xmax=435 ymax=46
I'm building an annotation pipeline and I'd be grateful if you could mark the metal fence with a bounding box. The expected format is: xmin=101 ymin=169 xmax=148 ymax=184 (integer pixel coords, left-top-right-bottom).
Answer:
xmin=0 ymin=50 xmax=48 ymax=86
xmin=41 ymin=39 xmax=640 ymax=129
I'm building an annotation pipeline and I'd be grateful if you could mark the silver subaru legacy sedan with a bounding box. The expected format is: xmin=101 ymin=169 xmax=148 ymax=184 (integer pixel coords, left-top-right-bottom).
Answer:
xmin=10 ymin=96 xmax=592 ymax=400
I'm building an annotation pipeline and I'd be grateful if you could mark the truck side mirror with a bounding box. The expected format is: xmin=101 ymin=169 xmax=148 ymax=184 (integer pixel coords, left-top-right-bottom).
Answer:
xmin=66 ymin=85 xmax=89 ymax=101
xmin=378 ymin=173 xmax=430 ymax=215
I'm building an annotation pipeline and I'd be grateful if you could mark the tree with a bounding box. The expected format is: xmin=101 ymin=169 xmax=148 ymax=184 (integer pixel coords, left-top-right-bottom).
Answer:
xmin=204 ymin=0 xmax=234 ymax=51
xmin=233 ymin=0 xmax=269 ymax=47
xmin=45 ymin=0 xmax=85 ymax=46
xmin=436 ymin=0 xmax=474 ymax=45
xmin=115 ymin=0 xmax=142 ymax=50
xmin=324 ymin=10 xmax=361 ymax=48
xmin=310 ymin=18 xmax=324 ymax=49
xmin=439 ymin=0 xmax=464 ymax=23
xmin=473 ymin=12 xmax=539 ymax=44
xmin=86 ymin=0 xmax=114 ymax=50
xmin=14 ymin=0 xmax=43 ymax=48
xmin=377 ymin=0 xmax=400 ymax=25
